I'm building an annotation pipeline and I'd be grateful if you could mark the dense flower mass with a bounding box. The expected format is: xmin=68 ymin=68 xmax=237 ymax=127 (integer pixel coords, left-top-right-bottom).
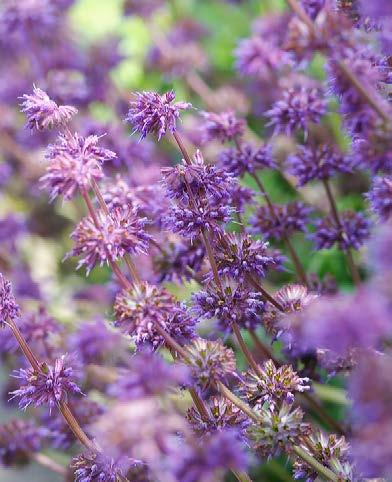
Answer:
xmin=200 ymin=111 xmax=245 ymax=143
xmin=0 ymin=273 xmax=20 ymax=326
xmin=125 ymin=90 xmax=191 ymax=140
xmin=218 ymin=143 xmax=277 ymax=177
xmin=20 ymin=86 xmax=77 ymax=130
xmin=367 ymin=176 xmax=392 ymax=221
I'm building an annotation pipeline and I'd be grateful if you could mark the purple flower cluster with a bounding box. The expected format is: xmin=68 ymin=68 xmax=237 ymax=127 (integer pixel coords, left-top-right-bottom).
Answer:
xmin=218 ymin=143 xmax=277 ymax=177
xmin=0 ymin=273 xmax=20 ymax=326
xmin=366 ymin=176 xmax=392 ymax=221
xmin=200 ymin=111 xmax=245 ymax=143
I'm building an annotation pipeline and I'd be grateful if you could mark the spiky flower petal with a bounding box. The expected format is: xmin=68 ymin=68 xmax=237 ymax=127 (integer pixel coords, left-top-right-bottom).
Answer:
xmin=366 ymin=176 xmax=392 ymax=221
xmin=218 ymin=143 xmax=277 ymax=177
xmin=200 ymin=111 xmax=245 ymax=143
xmin=0 ymin=273 xmax=20 ymax=327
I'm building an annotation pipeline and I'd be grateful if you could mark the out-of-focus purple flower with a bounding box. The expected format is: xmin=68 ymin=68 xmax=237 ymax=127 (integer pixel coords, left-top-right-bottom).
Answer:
xmin=228 ymin=184 xmax=255 ymax=213
xmin=200 ymin=111 xmax=245 ymax=143
xmin=153 ymin=236 xmax=205 ymax=283
xmin=114 ymin=282 xmax=196 ymax=349
xmin=0 ymin=273 xmax=20 ymax=327
xmin=68 ymin=319 xmax=123 ymax=365
xmin=239 ymin=359 xmax=310 ymax=410
xmin=187 ymin=395 xmax=249 ymax=438
xmin=174 ymin=429 xmax=248 ymax=482
xmin=249 ymin=201 xmax=312 ymax=241
xmin=300 ymin=0 xmax=325 ymax=19
xmin=366 ymin=176 xmax=392 ymax=221
xmin=11 ymin=355 xmax=82 ymax=412
xmin=212 ymin=232 xmax=284 ymax=282
xmin=288 ymin=289 xmax=391 ymax=356
xmin=41 ymin=132 xmax=116 ymax=202
xmin=164 ymin=196 xmax=235 ymax=240
xmin=67 ymin=206 xmax=151 ymax=275
xmin=352 ymin=128 xmax=392 ymax=174
xmin=125 ymin=90 xmax=191 ymax=141
xmin=286 ymin=145 xmax=354 ymax=186
xmin=359 ymin=0 xmax=392 ymax=19
xmin=192 ymin=280 xmax=265 ymax=332
xmin=235 ymin=36 xmax=292 ymax=80
xmin=266 ymin=87 xmax=326 ymax=137
xmin=20 ymin=86 xmax=77 ymax=130
xmin=0 ymin=419 xmax=48 ymax=467
xmin=12 ymin=264 xmax=41 ymax=300
xmin=0 ymin=162 xmax=12 ymax=188
xmin=43 ymin=398 xmax=104 ymax=449
xmin=218 ymin=143 xmax=277 ymax=177
xmin=110 ymin=351 xmax=189 ymax=401
xmin=71 ymin=450 xmax=137 ymax=482
xmin=162 ymin=150 xmax=236 ymax=202
xmin=309 ymin=211 xmax=370 ymax=250
xmin=187 ymin=338 xmax=236 ymax=392
xmin=367 ymin=220 xmax=392 ymax=273
xmin=123 ymin=0 xmax=164 ymax=18
xmin=101 ymin=175 xmax=139 ymax=210
xmin=0 ymin=213 xmax=25 ymax=252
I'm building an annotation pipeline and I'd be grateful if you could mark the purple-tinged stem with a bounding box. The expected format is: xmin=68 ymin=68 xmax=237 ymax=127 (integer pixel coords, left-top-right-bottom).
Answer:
xmin=31 ymin=453 xmax=67 ymax=476
xmin=173 ymin=131 xmax=192 ymax=165
xmin=8 ymin=318 xmax=41 ymax=372
xmin=232 ymin=322 xmax=263 ymax=378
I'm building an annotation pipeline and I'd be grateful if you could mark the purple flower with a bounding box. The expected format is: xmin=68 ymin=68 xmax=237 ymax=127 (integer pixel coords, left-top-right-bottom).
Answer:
xmin=110 ymin=351 xmax=189 ymax=400
xmin=0 ymin=273 xmax=20 ymax=326
xmin=68 ymin=319 xmax=123 ymax=365
xmin=164 ymin=196 xmax=235 ymax=240
xmin=266 ymin=87 xmax=327 ymax=137
xmin=187 ymin=338 xmax=236 ymax=391
xmin=359 ymin=0 xmax=392 ymax=19
xmin=0 ymin=419 xmax=48 ymax=467
xmin=239 ymin=359 xmax=310 ymax=410
xmin=0 ymin=214 xmax=26 ymax=252
xmin=192 ymin=280 xmax=265 ymax=332
xmin=212 ymin=232 xmax=284 ymax=282
xmin=67 ymin=206 xmax=151 ymax=275
xmin=71 ymin=451 xmax=134 ymax=482
xmin=309 ymin=211 xmax=370 ymax=250
xmin=300 ymin=0 xmax=325 ymax=19
xmin=187 ymin=395 xmax=249 ymax=438
xmin=125 ymin=90 xmax=191 ymax=140
xmin=11 ymin=355 xmax=83 ymax=411
xmin=366 ymin=176 xmax=392 ymax=221
xmin=352 ymin=129 xmax=392 ymax=174
xmin=218 ymin=143 xmax=277 ymax=177
xmin=367 ymin=220 xmax=392 ymax=273
xmin=162 ymin=150 xmax=236 ymax=202
xmin=249 ymin=201 xmax=312 ymax=241
xmin=286 ymin=145 xmax=354 ymax=186
xmin=114 ymin=282 xmax=196 ymax=349
xmin=20 ymin=86 xmax=77 ymax=130
xmin=235 ymin=36 xmax=292 ymax=80
xmin=101 ymin=175 xmax=140 ymax=210
xmin=228 ymin=184 xmax=255 ymax=213
xmin=41 ymin=132 xmax=116 ymax=202
xmin=200 ymin=111 xmax=245 ymax=143
xmin=123 ymin=0 xmax=164 ymax=18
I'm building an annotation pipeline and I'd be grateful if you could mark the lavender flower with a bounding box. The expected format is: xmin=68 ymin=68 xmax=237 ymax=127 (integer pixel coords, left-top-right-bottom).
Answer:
xmin=228 ymin=184 xmax=255 ymax=213
xmin=310 ymin=211 xmax=370 ymax=250
xmin=41 ymin=132 xmax=116 ymax=202
xmin=200 ymin=111 xmax=245 ymax=143
xmin=212 ymin=233 xmax=284 ymax=282
xmin=367 ymin=220 xmax=392 ymax=272
xmin=366 ymin=176 xmax=392 ymax=221
xmin=20 ymin=86 xmax=77 ymax=130
xmin=359 ymin=0 xmax=392 ymax=19
xmin=239 ymin=360 xmax=310 ymax=409
xmin=125 ymin=90 xmax=191 ymax=140
xmin=192 ymin=280 xmax=265 ymax=332
xmin=187 ymin=395 xmax=249 ymax=438
xmin=110 ymin=351 xmax=189 ymax=400
xmin=249 ymin=201 xmax=312 ymax=241
xmin=0 ymin=273 xmax=20 ymax=326
xmin=286 ymin=145 xmax=354 ymax=186
xmin=235 ymin=36 xmax=292 ymax=80
xmin=266 ymin=87 xmax=327 ymax=137
xmin=352 ymin=129 xmax=392 ymax=174
xmin=114 ymin=282 xmax=196 ymax=349
xmin=68 ymin=206 xmax=151 ymax=275
xmin=218 ymin=143 xmax=277 ymax=177
xmin=71 ymin=451 xmax=135 ymax=482
xmin=11 ymin=355 xmax=82 ymax=411
xmin=300 ymin=0 xmax=325 ymax=19
xmin=0 ymin=419 xmax=48 ymax=467
xmin=187 ymin=338 xmax=236 ymax=391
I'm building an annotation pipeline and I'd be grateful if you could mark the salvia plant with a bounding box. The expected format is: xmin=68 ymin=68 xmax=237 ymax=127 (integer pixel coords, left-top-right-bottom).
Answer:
xmin=0 ymin=0 xmax=391 ymax=481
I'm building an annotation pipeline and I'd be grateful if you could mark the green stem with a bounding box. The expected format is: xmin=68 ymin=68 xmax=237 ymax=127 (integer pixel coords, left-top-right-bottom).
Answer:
xmin=293 ymin=446 xmax=338 ymax=481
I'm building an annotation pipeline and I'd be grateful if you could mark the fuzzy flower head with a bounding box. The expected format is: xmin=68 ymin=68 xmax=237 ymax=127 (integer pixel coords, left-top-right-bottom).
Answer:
xmin=286 ymin=144 xmax=354 ymax=186
xmin=0 ymin=273 xmax=20 ymax=327
xmin=212 ymin=233 xmax=284 ymax=282
xmin=71 ymin=451 xmax=131 ymax=482
xmin=20 ymin=86 xmax=77 ymax=131
xmin=114 ymin=282 xmax=196 ymax=349
xmin=218 ymin=143 xmax=277 ymax=177
xmin=41 ymin=132 xmax=116 ymax=202
xmin=266 ymin=87 xmax=327 ymax=137
xmin=249 ymin=201 xmax=312 ymax=241
xmin=200 ymin=111 xmax=245 ymax=143
xmin=192 ymin=280 xmax=265 ymax=332
xmin=248 ymin=403 xmax=311 ymax=458
xmin=67 ymin=206 xmax=151 ymax=275
xmin=187 ymin=395 xmax=249 ymax=438
xmin=367 ymin=220 xmax=392 ymax=273
xmin=123 ymin=0 xmax=164 ymax=18
xmin=125 ymin=90 xmax=191 ymax=140
xmin=187 ymin=338 xmax=236 ymax=391
xmin=366 ymin=176 xmax=392 ymax=221
xmin=310 ymin=211 xmax=370 ymax=250
xmin=0 ymin=419 xmax=48 ymax=467
xmin=11 ymin=355 xmax=82 ymax=412
xmin=238 ymin=360 xmax=310 ymax=410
